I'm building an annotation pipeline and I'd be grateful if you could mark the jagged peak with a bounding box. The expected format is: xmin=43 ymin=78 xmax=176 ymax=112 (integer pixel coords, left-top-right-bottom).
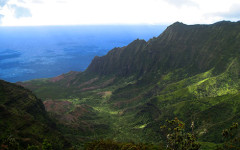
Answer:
xmin=131 ymin=38 xmax=147 ymax=44
xmin=172 ymin=21 xmax=186 ymax=26
xmin=168 ymin=21 xmax=186 ymax=28
xmin=160 ymin=21 xmax=187 ymax=35
xmin=156 ymin=21 xmax=187 ymax=38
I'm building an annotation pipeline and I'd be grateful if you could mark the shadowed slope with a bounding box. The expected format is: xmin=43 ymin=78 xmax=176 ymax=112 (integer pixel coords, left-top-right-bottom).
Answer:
xmin=0 ymin=80 xmax=70 ymax=149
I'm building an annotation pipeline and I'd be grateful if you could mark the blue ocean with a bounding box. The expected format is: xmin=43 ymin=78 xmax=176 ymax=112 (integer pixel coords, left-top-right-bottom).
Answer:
xmin=0 ymin=25 xmax=166 ymax=82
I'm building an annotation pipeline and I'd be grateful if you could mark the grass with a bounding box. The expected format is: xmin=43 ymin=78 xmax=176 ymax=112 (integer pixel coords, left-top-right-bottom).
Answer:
xmin=18 ymin=56 xmax=240 ymax=147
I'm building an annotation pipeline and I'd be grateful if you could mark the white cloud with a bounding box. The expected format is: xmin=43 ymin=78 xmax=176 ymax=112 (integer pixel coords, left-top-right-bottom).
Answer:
xmin=0 ymin=14 xmax=3 ymax=23
xmin=9 ymin=4 xmax=31 ymax=18
xmin=214 ymin=3 xmax=240 ymax=19
xmin=0 ymin=0 xmax=240 ymax=26
xmin=17 ymin=0 xmax=25 ymax=3
xmin=0 ymin=0 xmax=9 ymax=23
xmin=31 ymin=0 xmax=44 ymax=4
xmin=164 ymin=0 xmax=198 ymax=7
xmin=0 ymin=0 xmax=9 ymax=7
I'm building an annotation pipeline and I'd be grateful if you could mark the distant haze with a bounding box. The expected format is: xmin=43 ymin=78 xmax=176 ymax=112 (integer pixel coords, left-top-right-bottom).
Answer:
xmin=0 ymin=0 xmax=239 ymax=26
xmin=0 ymin=25 xmax=166 ymax=82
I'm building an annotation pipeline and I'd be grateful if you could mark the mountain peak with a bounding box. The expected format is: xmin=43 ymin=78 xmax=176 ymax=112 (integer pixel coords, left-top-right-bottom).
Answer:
xmin=168 ymin=21 xmax=186 ymax=28
xmin=172 ymin=21 xmax=185 ymax=26
xmin=162 ymin=21 xmax=187 ymax=35
xmin=86 ymin=20 xmax=240 ymax=77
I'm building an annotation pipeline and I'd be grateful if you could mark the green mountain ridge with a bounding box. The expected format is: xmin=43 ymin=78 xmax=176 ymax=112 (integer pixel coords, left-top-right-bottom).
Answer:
xmin=0 ymin=80 xmax=70 ymax=149
xmin=16 ymin=20 xmax=240 ymax=149
xmin=87 ymin=21 xmax=240 ymax=77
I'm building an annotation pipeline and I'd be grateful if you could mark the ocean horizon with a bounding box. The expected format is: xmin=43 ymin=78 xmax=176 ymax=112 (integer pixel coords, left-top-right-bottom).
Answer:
xmin=0 ymin=25 xmax=166 ymax=82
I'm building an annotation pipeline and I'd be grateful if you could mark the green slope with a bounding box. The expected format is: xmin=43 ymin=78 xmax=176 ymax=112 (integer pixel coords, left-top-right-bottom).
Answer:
xmin=0 ymin=80 xmax=70 ymax=149
xmin=18 ymin=21 xmax=240 ymax=148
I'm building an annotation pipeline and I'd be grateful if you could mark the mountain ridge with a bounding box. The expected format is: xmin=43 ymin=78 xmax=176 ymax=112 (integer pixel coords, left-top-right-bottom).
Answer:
xmin=86 ymin=20 xmax=240 ymax=78
xmin=17 ymin=20 xmax=240 ymax=149
xmin=0 ymin=80 xmax=70 ymax=149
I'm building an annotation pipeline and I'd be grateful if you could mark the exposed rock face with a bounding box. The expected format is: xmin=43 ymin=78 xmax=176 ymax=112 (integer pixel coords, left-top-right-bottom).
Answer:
xmin=87 ymin=21 xmax=240 ymax=77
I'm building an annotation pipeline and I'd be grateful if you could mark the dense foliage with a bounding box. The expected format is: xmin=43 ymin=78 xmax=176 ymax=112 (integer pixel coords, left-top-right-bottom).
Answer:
xmin=161 ymin=118 xmax=200 ymax=150
xmin=0 ymin=80 xmax=70 ymax=149
xmin=7 ymin=21 xmax=240 ymax=149
xmin=219 ymin=123 xmax=240 ymax=150
xmin=84 ymin=140 xmax=163 ymax=150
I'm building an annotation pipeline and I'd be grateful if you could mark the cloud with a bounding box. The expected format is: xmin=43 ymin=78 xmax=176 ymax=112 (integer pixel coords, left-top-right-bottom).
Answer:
xmin=206 ymin=3 xmax=240 ymax=21
xmin=56 ymin=0 xmax=66 ymax=3
xmin=218 ymin=4 xmax=240 ymax=19
xmin=0 ymin=0 xmax=9 ymax=24
xmin=164 ymin=0 xmax=198 ymax=7
xmin=0 ymin=0 xmax=239 ymax=26
xmin=0 ymin=0 xmax=9 ymax=7
xmin=10 ymin=4 xmax=32 ymax=18
xmin=32 ymin=0 xmax=44 ymax=4
xmin=0 ymin=14 xmax=3 ymax=23
xmin=18 ymin=0 xmax=25 ymax=3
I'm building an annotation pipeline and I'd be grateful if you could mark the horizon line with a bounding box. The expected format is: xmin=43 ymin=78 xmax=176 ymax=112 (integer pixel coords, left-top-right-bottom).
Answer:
xmin=0 ymin=23 xmax=170 ymax=27
xmin=0 ymin=20 xmax=238 ymax=27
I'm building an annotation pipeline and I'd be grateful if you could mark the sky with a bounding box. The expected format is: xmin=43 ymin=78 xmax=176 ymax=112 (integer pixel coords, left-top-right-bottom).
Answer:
xmin=0 ymin=0 xmax=239 ymax=26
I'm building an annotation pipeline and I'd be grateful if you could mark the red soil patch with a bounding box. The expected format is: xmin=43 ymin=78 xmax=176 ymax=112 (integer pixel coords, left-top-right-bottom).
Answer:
xmin=17 ymin=71 xmax=80 ymax=90
xmin=80 ymin=78 xmax=115 ymax=92
xmin=43 ymin=100 xmax=73 ymax=114
xmin=49 ymin=71 xmax=79 ymax=83
xmin=49 ymin=75 xmax=64 ymax=83
xmin=77 ymin=77 xmax=99 ymax=88
xmin=113 ymin=95 xmax=143 ymax=108
xmin=16 ymin=82 xmax=37 ymax=90
xmin=43 ymin=101 xmax=94 ymax=131
xmin=70 ymin=104 xmax=92 ymax=118
xmin=60 ymin=104 xmax=95 ymax=132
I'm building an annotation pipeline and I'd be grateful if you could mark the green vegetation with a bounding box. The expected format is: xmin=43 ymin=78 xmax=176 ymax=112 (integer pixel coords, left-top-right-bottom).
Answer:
xmin=0 ymin=80 xmax=70 ymax=149
xmin=160 ymin=118 xmax=200 ymax=150
xmin=220 ymin=122 xmax=240 ymax=150
xmin=2 ymin=21 xmax=240 ymax=149
xmin=84 ymin=140 xmax=163 ymax=150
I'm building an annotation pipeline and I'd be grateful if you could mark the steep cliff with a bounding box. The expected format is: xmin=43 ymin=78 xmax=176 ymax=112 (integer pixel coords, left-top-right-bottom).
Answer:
xmin=87 ymin=21 xmax=240 ymax=77
xmin=0 ymin=80 xmax=70 ymax=149
xmin=18 ymin=21 xmax=240 ymax=147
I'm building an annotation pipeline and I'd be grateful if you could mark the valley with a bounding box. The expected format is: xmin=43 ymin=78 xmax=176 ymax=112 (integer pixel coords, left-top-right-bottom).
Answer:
xmin=1 ymin=20 xmax=240 ymax=149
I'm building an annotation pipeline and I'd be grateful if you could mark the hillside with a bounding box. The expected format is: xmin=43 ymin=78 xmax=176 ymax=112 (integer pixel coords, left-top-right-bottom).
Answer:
xmin=0 ymin=80 xmax=70 ymax=149
xmin=18 ymin=21 xmax=240 ymax=149
xmin=87 ymin=21 xmax=240 ymax=76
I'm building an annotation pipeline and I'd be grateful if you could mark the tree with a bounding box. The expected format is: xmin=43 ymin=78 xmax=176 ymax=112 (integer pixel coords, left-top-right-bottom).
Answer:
xmin=0 ymin=134 xmax=19 ymax=150
xmin=161 ymin=118 xmax=201 ymax=150
xmin=42 ymin=139 xmax=53 ymax=150
xmin=220 ymin=122 xmax=240 ymax=150
xmin=27 ymin=145 xmax=40 ymax=150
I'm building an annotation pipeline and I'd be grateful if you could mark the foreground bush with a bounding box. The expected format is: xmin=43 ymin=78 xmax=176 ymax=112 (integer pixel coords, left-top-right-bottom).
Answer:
xmin=161 ymin=118 xmax=201 ymax=150
xmin=84 ymin=140 xmax=163 ymax=150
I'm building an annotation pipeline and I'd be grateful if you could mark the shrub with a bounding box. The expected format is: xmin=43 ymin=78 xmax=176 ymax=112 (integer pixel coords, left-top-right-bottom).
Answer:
xmin=161 ymin=118 xmax=201 ymax=150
